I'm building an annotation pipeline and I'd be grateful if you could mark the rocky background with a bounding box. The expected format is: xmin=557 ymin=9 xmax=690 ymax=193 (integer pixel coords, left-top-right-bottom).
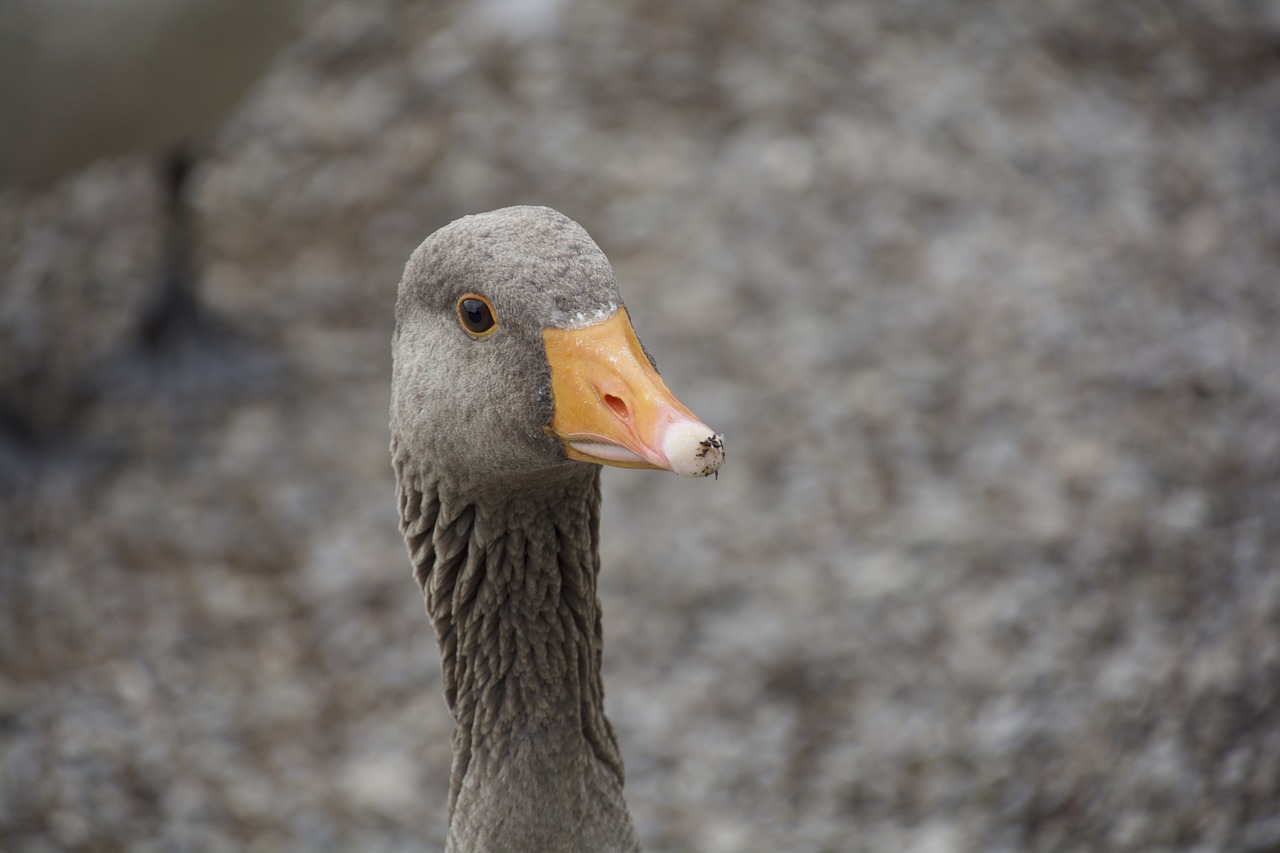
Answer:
xmin=3 ymin=1 xmax=1280 ymax=851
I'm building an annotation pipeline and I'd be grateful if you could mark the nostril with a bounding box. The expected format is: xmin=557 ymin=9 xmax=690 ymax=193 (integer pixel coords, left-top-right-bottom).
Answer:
xmin=603 ymin=394 xmax=629 ymax=422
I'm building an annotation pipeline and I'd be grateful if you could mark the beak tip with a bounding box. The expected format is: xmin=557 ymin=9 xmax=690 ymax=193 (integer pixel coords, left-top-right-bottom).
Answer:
xmin=663 ymin=421 xmax=725 ymax=478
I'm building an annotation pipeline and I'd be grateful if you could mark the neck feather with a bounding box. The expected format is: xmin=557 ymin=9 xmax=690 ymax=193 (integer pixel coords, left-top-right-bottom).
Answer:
xmin=394 ymin=455 xmax=641 ymax=852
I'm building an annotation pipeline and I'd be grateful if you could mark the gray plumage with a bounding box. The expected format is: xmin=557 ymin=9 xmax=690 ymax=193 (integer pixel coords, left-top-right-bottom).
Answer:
xmin=391 ymin=207 xmax=649 ymax=852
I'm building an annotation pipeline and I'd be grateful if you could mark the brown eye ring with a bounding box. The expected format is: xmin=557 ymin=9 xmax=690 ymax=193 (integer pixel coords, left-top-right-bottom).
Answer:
xmin=457 ymin=294 xmax=498 ymax=337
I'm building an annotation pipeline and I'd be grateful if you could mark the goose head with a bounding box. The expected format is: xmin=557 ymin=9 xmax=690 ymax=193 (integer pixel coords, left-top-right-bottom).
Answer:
xmin=390 ymin=205 xmax=724 ymax=488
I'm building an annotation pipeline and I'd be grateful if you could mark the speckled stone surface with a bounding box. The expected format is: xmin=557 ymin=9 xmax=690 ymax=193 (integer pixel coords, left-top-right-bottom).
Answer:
xmin=3 ymin=1 xmax=1279 ymax=850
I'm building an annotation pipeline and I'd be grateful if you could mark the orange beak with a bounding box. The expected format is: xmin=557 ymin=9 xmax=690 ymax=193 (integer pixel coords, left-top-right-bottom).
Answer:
xmin=544 ymin=309 xmax=724 ymax=477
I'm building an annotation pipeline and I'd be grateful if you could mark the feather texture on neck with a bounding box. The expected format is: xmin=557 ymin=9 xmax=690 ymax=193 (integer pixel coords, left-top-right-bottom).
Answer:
xmin=394 ymin=446 xmax=641 ymax=852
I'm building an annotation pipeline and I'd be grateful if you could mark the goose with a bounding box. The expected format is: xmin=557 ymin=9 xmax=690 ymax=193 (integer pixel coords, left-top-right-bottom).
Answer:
xmin=0 ymin=0 xmax=303 ymax=190
xmin=390 ymin=206 xmax=724 ymax=852
xmin=0 ymin=0 xmax=304 ymax=386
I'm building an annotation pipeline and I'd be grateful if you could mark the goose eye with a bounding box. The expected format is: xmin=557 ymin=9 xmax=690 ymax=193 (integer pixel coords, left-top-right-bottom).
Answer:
xmin=457 ymin=294 xmax=497 ymax=336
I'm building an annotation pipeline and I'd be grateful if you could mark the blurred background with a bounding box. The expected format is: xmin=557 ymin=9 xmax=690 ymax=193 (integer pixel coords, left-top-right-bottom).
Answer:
xmin=3 ymin=1 xmax=1279 ymax=850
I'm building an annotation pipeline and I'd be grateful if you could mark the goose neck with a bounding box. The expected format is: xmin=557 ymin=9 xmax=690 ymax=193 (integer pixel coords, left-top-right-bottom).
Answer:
xmin=396 ymin=462 xmax=641 ymax=852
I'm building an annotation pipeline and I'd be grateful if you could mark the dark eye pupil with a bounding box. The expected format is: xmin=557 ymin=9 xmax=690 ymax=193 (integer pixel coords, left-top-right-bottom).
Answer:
xmin=461 ymin=298 xmax=494 ymax=333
